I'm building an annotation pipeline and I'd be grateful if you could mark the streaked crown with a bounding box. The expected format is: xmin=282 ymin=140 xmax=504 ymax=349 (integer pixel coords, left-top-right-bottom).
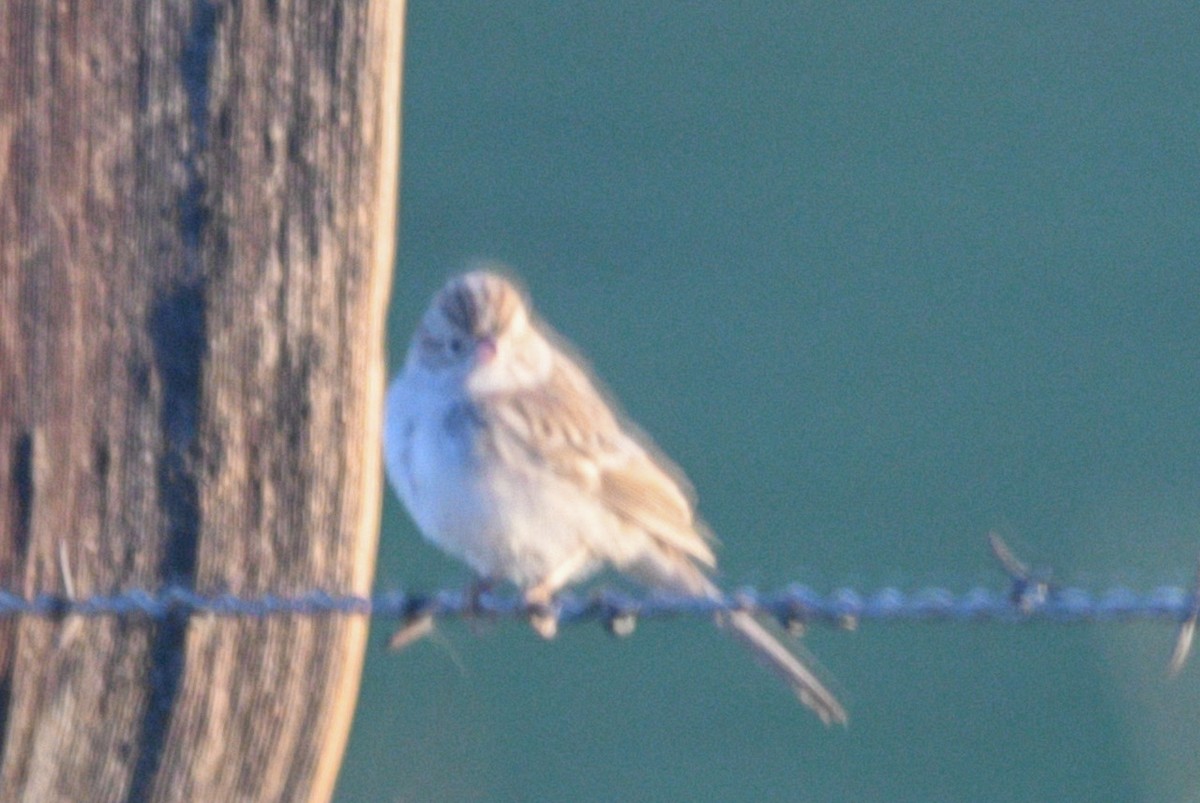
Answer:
xmin=434 ymin=270 xmax=527 ymax=339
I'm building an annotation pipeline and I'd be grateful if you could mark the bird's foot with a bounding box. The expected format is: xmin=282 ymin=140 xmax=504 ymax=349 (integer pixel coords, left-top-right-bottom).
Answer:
xmin=523 ymin=585 xmax=559 ymax=639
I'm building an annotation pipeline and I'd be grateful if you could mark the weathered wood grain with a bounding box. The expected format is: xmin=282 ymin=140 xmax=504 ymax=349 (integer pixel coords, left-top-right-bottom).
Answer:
xmin=0 ymin=2 xmax=403 ymax=800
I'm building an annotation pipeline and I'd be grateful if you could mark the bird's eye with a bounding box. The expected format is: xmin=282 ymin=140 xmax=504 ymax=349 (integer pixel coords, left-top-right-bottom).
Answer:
xmin=448 ymin=337 xmax=466 ymax=356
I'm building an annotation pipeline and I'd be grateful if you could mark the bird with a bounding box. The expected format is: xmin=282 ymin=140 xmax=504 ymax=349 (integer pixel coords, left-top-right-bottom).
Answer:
xmin=383 ymin=269 xmax=846 ymax=725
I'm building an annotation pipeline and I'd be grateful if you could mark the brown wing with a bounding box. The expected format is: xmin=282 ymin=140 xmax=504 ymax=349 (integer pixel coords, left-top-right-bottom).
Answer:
xmin=597 ymin=447 xmax=716 ymax=568
xmin=485 ymin=355 xmax=717 ymax=568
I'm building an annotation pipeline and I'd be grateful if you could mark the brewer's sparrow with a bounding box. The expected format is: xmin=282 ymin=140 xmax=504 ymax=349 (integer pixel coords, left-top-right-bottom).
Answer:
xmin=384 ymin=270 xmax=846 ymax=724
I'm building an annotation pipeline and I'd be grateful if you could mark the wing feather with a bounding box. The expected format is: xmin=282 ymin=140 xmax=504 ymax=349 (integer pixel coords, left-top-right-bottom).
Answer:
xmin=484 ymin=356 xmax=716 ymax=568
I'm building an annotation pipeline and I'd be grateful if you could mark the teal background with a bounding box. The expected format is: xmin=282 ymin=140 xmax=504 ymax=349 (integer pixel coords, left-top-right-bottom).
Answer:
xmin=340 ymin=4 xmax=1200 ymax=801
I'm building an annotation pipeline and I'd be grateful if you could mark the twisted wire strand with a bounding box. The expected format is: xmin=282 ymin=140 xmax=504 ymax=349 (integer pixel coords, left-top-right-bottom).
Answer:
xmin=2 ymin=583 xmax=1192 ymax=624
xmin=19 ymin=537 xmax=1200 ymax=665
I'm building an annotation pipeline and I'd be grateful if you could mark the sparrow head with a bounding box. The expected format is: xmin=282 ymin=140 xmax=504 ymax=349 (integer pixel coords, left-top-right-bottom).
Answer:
xmin=409 ymin=269 xmax=549 ymax=392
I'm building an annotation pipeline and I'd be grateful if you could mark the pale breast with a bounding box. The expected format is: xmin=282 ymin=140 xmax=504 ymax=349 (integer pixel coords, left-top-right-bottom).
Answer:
xmin=392 ymin=397 xmax=497 ymax=567
xmin=385 ymin=379 xmax=603 ymax=585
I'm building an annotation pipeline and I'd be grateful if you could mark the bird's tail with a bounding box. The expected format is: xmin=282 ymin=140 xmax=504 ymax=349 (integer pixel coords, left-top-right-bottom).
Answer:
xmin=632 ymin=552 xmax=847 ymax=725
xmin=716 ymin=607 xmax=847 ymax=725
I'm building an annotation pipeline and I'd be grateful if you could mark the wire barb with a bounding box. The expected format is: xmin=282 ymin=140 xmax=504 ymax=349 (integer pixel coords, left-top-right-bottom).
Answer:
xmin=1168 ymin=555 xmax=1200 ymax=677
xmin=988 ymin=532 xmax=1054 ymax=613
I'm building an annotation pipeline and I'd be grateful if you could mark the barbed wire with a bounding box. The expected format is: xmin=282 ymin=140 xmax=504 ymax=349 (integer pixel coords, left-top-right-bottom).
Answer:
xmin=9 ymin=579 xmax=1200 ymax=660
xmin=25 ymin=534 xmax=1200 ymax=668
xmin=3 ymin=582 xmax=1193 ymax=624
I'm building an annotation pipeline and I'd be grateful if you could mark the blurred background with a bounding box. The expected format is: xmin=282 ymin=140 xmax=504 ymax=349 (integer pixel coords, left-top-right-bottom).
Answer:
xmin=339 ymin=4 xmax=1200 ymax=801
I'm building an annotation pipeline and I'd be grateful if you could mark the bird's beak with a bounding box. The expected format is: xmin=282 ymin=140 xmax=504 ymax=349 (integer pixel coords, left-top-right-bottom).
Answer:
xmin=475 ymin=336 xmax=498 ymax=364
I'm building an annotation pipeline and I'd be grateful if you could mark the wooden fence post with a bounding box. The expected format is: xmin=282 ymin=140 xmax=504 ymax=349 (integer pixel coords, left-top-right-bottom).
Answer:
xmin=0 ymin=2 xmax=404 ymax=800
